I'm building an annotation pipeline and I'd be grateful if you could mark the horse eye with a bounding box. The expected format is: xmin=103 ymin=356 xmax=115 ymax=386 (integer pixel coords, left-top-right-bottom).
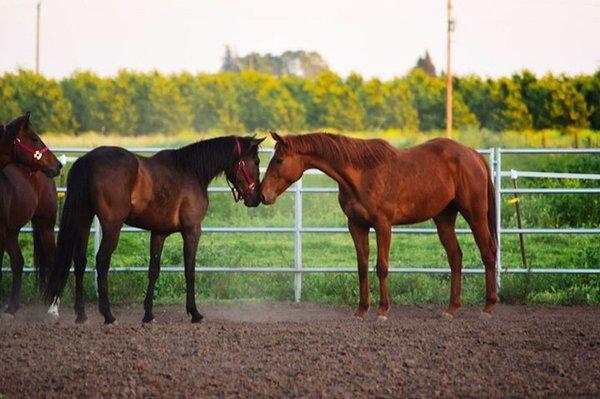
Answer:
xmin=276 ymin=158 xmax=283 ymax=164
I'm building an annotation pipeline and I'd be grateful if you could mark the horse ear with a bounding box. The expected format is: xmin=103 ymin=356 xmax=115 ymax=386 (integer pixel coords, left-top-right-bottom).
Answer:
xmin=252 ymin=136 xmax=266 ymax=147
xmin=270 ymin=131 xmax=286 ymax=145
xmin=17 ymin=112 xmax=31 ymax=133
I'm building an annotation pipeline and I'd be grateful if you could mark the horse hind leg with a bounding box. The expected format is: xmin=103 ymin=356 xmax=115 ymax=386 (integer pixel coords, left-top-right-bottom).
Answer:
xmin=374 ymin=223 xmax=392 ymax=320
xmin=74 ymin=217 xmax=93 ymax=324
xmin=5 ymin=232 xmax=24 ymax=316
xmin=96 ymin=221 xmax=122 ymax=324
xmin=434 ymin=206 xmax=462 ymax=317
xmin=464 ymin=214 xmax=498 ymax=315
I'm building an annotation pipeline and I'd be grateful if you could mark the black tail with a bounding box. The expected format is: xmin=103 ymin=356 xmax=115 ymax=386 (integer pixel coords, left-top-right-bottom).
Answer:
xmin=44 ymin=157 xmax=93 ymax=303
xmin=32 ymin=220 xmax=47 ymax=291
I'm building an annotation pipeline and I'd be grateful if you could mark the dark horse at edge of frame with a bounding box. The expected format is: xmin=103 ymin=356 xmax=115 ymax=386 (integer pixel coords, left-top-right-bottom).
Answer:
xmin=45 ymin=135 xmax=265 ymax=324
xmin=260 ymin=132 xmax=498 ymax=319
xmin=0 ymin=112 xmax=62 ymax=316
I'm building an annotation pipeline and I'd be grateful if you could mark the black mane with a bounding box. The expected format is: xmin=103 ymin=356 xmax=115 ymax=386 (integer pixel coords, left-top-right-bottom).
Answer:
xmin=172 ymin=136 xmax=254 ymax=186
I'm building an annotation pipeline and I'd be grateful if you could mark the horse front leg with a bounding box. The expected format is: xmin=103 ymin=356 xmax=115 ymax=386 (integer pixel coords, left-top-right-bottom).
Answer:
xmin=182 ymin=226 xmax=202 ymax=323
xmin=5 ymin=232 xmax=24 ymax=316
xmin=143 ymin=232 xmax=167 ymax=323
xmin=374 ymin=223 xmax=392 ymax=320
xmin=348 ymin=220 xmax=370 ymax=319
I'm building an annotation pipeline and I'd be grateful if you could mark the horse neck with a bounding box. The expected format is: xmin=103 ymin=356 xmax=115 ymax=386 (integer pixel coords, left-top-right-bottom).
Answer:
xmin=301 ymin=154 xmax=359 ymax=194
xmin=174 ymin=138 xmax=236 ymax=187
xmin=0 ymin=136 xmax=13 ymax=167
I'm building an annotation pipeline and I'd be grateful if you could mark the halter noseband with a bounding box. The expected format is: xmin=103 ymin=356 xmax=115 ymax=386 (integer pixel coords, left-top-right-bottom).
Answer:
xmin=227 ymin=137 xmax=257 ymax=202
xmin=14 ymin=138 xmax=50 ymax=163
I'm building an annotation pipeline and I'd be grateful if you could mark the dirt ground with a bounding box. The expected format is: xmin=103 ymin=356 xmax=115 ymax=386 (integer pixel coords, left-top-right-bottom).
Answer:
xmin=0 ymin=303 xmax=599 ymax=398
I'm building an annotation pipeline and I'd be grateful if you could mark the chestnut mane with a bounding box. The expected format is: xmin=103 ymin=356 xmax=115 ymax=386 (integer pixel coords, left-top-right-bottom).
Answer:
xmin=283 ymin=132 xmax=395 ymax=169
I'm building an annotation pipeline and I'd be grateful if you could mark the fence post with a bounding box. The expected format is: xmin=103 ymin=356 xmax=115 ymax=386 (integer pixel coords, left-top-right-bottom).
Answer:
xmin=93 ymin=216 xmax=101 ymax=295
xmin=294 ymin=178 xmax=303 ymax=302
xmin=494 ymin=148 xmax=502 ymax=289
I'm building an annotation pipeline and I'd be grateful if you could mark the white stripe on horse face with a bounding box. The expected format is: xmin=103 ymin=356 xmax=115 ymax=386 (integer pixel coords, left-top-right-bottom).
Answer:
xmin=47 ymin=297 xmax=60 ymax=317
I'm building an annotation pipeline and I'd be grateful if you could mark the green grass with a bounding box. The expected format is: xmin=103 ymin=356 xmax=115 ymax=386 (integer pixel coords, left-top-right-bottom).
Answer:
xmin=1 ymin=129 xmax=599 ymax=308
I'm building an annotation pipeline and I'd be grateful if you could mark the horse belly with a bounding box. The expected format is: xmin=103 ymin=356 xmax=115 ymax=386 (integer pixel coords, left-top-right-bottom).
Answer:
xmin=391 ymin=177 xmax=455 ymax=225
xmin=128 ymin=165 xmax=181 ymax=232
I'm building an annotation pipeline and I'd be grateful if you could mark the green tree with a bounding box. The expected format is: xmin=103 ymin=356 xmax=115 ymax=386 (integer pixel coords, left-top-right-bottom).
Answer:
xmin=0 ymin=75 xmax=21 ymax=123
xmin=572 ymin=71 xmax=600 ymax=130
xmin=1 ymin=69 xmax=74 ymax=132
xmin=383 ymin=79 xmax=419 ymax=130
xmin=456 ymin=75 xmax=531 ymax=131
xmin=311 ymin=71 xmax=364 ymax=130
xmin=513 ymin=71 xmax=589 ymax=130
xmin=406 ymin=69 xmax=475 ymax=131
xmin=114 ymin=71 xmax=191 ymax=135
xmin=61 ymin=71 xmax=115 ymax=133
xmin=234 ymin=71 xmax=304 ymax=131
xmin=280 ymin=75 xmax=314 ymax=128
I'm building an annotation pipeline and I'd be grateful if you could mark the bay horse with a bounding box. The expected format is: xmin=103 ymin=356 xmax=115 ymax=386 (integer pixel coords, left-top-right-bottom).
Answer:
xmin=45 ymin=135 xmax=265 ymax=324
xmin=0 ymin=112 xmax=62 ymax=316
xmin=260 ymin=132 xmax=498 ymax=319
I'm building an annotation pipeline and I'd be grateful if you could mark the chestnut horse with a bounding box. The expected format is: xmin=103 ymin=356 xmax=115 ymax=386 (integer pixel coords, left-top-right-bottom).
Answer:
xmin=260 ymin=132 xmax=498 ymax=319
xmin=45 ymin=135 xmax=264 ymax=324
xmin=0 ymin=113 xmax=62 ymax=316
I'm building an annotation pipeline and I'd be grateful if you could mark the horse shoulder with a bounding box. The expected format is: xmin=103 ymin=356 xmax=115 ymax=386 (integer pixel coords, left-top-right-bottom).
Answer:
xmin=1 ymin=166 xmax=37 ymax=227
xmin=129 ymin=158 xmax=155 ymax=211
xmin=178 ymin=183 xmax=208 ymax=229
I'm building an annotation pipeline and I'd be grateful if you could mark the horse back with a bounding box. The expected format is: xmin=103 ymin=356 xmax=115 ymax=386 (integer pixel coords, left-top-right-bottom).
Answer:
xmin=80 ymin=146 xmax=140 ymax=218
xmin=349 ymin=138 xmax=488 ymax=225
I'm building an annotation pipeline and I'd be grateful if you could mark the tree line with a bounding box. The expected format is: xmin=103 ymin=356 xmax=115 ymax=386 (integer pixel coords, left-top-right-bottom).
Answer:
xmin=0 ymin=68 xmax=597 ymax=135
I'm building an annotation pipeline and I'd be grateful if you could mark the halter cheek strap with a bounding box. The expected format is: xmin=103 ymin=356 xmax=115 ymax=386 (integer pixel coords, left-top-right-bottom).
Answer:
xmin=227 ymin=137 xmax=258 ymax=202
xmin=14 ymin=138 xmax=49 ymax=162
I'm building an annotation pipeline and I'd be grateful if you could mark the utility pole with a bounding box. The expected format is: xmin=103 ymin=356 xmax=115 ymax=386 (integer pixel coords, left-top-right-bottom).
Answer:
xmin=35 ymin=1 xmax=41 ymax=74
xmin=445 ymin=0 xmax=454 ymax=139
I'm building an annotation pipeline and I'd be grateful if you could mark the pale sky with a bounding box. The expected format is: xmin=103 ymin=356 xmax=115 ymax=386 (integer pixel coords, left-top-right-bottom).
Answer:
xmin=0 ymin=0 xmax=599 ymax=79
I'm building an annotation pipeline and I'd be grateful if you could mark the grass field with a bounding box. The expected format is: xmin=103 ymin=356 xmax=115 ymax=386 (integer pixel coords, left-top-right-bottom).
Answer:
xmin=1 ymin=128 xmax=599 ymax=308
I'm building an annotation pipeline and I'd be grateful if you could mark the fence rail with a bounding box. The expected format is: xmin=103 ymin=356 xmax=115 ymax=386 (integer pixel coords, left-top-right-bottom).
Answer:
xmin=4 ymin=146 xmax=600 ymax=301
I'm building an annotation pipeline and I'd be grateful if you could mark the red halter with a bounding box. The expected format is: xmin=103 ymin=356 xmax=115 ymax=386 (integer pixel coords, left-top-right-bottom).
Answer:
xmin=1 ymin=125 xmax=50 ymax=176
xmin=227 ymin=137 xmax=257 ymax=202
xmin=13 ymin=138 xmax=49 ymax=164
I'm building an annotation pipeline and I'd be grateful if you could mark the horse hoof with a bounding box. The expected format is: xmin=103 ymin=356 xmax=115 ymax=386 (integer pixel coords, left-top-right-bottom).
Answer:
xmin=142 ymin=317 xmax=155 ymax=325
xmin=191 ymin=315 xmax=203 ymax=324
xmin=47 ymin=310 xmax=59 ymax=320
xmin=105 ymin=319 xmax=118 ymax=326
xmin=353 ymin=314 xmax=365 ymax=321
xmin=442 ymin=311 xmax=454 ymax=320
xmin=75 ymin=316 xmax=88 ymax=325
xmin=480 ymin=311 xmax=493 ymax=319
xmin=376 ymin=315 xmax=388 ymax=323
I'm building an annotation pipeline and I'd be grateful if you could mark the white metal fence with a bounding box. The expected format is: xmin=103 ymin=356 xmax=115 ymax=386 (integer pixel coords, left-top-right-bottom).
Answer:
xmin=7 ymin=146 xmax=600 ymax=301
